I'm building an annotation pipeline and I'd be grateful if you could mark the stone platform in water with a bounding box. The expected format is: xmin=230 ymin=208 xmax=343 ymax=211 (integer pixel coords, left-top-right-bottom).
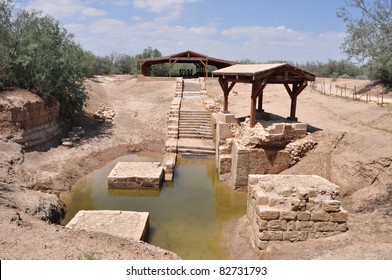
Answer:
xmin=65 ymin=210 xmax=149 ymax=241
xmin=107 ymin=162 xmax=164 ymax=189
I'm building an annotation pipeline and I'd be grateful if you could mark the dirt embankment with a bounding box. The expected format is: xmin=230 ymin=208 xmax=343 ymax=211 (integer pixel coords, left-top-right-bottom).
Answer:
xmin=0 ymin=76 xmax=178 ymax=259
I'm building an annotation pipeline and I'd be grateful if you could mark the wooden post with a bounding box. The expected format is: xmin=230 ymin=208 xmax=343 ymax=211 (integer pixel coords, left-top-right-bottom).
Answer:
xmin=257 ymin=91 xmax=264 ymax=112
xmin=289 ymin=95 xmax=298 ymax=121
xmin=223 ymin=93 xmax=229 ymax=113
xmin=250 ymin=96 xmax=257 ymax=128
xmin=218 ymin=77 xmax=236 ymax=113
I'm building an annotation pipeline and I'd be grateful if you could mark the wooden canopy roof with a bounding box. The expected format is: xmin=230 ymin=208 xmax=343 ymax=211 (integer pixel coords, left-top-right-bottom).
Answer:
xmin=213 ymin=64 xmax=316 ymax=127
xmin=139 ymin=50 xmax=235 ymax=77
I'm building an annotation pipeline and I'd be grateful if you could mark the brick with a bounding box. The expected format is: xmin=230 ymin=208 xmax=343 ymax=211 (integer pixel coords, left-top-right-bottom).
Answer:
xmin=256 ymin=207 xmax=280 ymax=220
xmin=290 ymin=198 xmax=301 ymax=211
xmin=311 ymin=211 xmax=330 ymax=222
xmin=268 ymin=220 xmax=287 ymax=231
xmin=280 ymin=210 xmax=297 ymax=221
xmin=256 ymin=218 xmax=268 ymax=231
xmin=297 ymin=211 xmax=311 ymax=221
xmin=315 ymin=222 xmax=338 ymax=232
xmin=321 ymin=200 xmax=341 ymax=212
xmin=254 ymin=189 xmax=269 ymax=205
xmin=295 ymin=221 xmax=315 ymax=232
xmin=283 ymin=231 xmax=308 ymax=242
xmin=258 ymin=231 xmax=283 ymax=241
xmin=329 ymin=211 xmax=348 ymax=222
xmin=287 ymin=221 xmax=296 ymax=231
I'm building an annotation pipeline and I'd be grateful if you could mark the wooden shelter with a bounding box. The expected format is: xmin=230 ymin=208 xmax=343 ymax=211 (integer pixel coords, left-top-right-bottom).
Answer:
xmin=212 ymin=64 xmax=316 ymax=127
xmin=139 ymin=50 xmax=235 ymax=77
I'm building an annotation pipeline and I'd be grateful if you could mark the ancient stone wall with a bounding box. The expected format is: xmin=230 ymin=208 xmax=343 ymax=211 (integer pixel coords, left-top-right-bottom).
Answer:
xmin=0 ymin=90 xmax=60 ymax=149
xmin=247 ymin=175 xmax=348 ymax=250
xmin=214 ymin=113 xmax=313 ymax=187
xmin=163 ymin=78 xmax=183 ymax=180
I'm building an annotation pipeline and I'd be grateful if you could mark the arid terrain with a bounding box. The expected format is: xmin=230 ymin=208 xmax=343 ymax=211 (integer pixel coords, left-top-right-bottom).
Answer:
xmin=1 ymin=75 xmax=391 ymax=259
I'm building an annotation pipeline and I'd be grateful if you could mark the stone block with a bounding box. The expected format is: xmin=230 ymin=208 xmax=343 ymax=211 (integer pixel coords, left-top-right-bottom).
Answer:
xmin=287 ymin=221 xmax=296 ymax=231
xmin=254 ymin=189 xmax=269 ymax=205
xmin=108 ymin=162 xmax=164 ymax=189
xmin=290 ymin=198 xmax=301 ymax=211
xmin=283 ymin=231 xmax=308 ymax=242
xmin=219 ymin=155 xmax=232 ymax=175
xmin=275 ymin=184 xmax=292 ymax=197
xmin=311 ymin=211 xmax=330 ymax=222
xmin=297 ymin=211 xmax=311 ymax=221
xmin=216 ymin=112 xmax=237 ymax=123
xmin=329 ymin=210 xmax=348 ymax=222
xmin=66 ymin=210 xmax=149 ymax=241
xmin=280 ymin=210 xmax=297 ymax=221
xmin=295 ymin=221 xmax=315 ymax=232
xmin=256 ymin=218 xmax=269 ymax=231
xmin=256 ymin=207 xmax=280 ymax=220
xmin=314 ymin=222 xmax=337 ymax=232
xmin=258 ymin=231 xmax=283 ymax=241
xmin=321 ymin=200 xmax=341 ymax=212
xmin=268 ymin=220 xmax=287 ymax=231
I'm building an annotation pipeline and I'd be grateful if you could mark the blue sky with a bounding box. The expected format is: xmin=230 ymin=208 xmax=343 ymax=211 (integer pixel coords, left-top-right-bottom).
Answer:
xmin=17 ymin=0 xmax=348 ymax=62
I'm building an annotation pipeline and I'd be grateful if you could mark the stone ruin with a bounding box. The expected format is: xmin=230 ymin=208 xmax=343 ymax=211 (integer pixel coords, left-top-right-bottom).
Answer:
xmin=214 ymin=112 xmax=318 ymax=188
xmin=247 ymin=175 xmax=348 ymax=250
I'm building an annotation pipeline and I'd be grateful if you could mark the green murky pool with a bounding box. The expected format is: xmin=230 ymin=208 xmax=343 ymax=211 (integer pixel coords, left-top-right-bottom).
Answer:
xmin=60 ymin=154 xmax=247 ymax=260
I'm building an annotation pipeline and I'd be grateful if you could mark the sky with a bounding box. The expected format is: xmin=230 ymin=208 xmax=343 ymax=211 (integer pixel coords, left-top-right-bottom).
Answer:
xmin=16 ymin=0 xmax=349 ymax=63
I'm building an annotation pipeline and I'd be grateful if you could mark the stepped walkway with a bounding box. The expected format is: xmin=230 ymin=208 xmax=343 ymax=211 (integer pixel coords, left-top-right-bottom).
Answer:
xmin=177 ymin=79 xmax=215 ymax=157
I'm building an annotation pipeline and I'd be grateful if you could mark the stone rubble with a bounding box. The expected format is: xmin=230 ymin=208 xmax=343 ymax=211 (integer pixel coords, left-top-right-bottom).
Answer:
xmin=61 ymin=127 xmax=85 ymax=148
xmin=93 ymin=104 xmax=116 ymax=123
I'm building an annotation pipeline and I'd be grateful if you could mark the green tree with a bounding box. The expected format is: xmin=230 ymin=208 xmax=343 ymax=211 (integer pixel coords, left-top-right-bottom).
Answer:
xmin=136 ymin=47 xmax=167 ymax=76
xmin=6 ymin=7 xmax=88 ymax=119
xmin=338 ymin=0 xmax=392 ymax=86
xmin=0 ymin=0 xmax=12 ymax=88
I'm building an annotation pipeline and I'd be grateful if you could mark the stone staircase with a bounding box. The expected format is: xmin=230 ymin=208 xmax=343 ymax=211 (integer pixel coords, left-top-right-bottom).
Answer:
xmin=176 ymin=79 xmax=215 ymax=158
xmin=179 ymin=110 xmax=213 ymax=139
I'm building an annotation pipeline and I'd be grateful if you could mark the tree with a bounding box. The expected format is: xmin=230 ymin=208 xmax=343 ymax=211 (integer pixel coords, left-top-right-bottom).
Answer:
xmin=4 ymin=4 xmax=88 ymax=119
xmin=0 ymin=0 xmax=12 ymax=88
xmin=338 ymin=0 xmax=392 ymax=86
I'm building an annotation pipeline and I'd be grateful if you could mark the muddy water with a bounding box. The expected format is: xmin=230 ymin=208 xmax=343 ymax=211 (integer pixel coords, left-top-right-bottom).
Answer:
xmin=60 ymin=154 xmax=247 ymax=260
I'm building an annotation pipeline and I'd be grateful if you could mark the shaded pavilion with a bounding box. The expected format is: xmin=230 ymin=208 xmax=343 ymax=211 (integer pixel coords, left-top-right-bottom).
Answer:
xmin=212 ymin=64 xmax=316 ymax=127
xmin=139 ymin=50 xmax=235 ymax=77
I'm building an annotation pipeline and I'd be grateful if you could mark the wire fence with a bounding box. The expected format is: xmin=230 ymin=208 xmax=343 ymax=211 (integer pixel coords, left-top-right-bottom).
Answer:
xmin=310 ymin=81 xmax=389 ymax=106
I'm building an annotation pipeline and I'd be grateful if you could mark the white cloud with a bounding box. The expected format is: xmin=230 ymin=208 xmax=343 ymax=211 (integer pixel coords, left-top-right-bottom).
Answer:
xmin=132 ymin=0 xmax=199 ymax=13
xmin=26 ymin=0 xmax=106 ymax=19
xmin=221 ymin=25 xmax=345 ymax=62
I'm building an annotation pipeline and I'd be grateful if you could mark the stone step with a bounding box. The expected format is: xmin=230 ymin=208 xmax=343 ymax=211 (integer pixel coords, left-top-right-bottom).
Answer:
xmin=177 ymin=145 xmax=215 ymax=151
xmin=180 ymin=110 xmax=209 ymax=114
xmin=179 ymin=128 xmax=212 ymax=133
xmin=179 ymin=130 xmax=212 ymax=136
xmin=178 ymin=134 xmax=213 ymax=139
xmin=179 ymin=123 xmax=211 ymax=128
xmin=177 ymin=148 xmax=215 ymax=155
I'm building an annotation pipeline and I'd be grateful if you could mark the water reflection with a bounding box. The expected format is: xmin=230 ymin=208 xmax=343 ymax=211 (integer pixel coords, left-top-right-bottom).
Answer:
xmin=60 ymin=155 xmax=246 ymax=260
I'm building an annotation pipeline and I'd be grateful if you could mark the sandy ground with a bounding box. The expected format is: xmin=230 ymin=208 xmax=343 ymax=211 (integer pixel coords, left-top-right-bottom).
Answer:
xmin=1 ymin=75 xmax=392 ymax=259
